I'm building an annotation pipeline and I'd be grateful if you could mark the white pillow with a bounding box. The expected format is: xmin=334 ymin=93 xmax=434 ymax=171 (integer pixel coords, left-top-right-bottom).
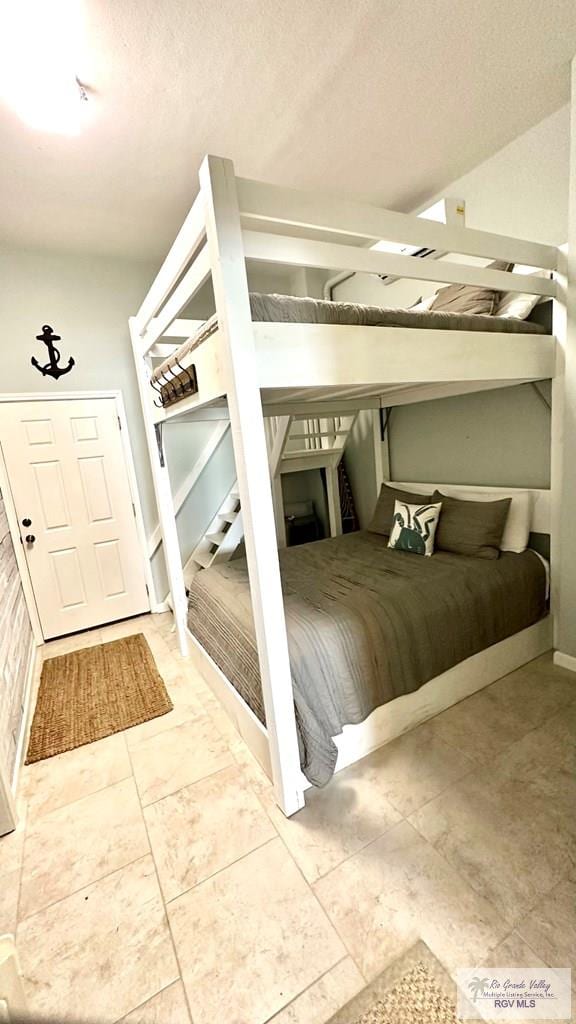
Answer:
xmin=409 ymin=294 xmax=436 ymax=312
xmin=388 ymin=500 xmax=442 ymax=557
xmin=437 ymin=487 xmax=532 ymax=553
xmin=495 ymin=268 xmax=551 ymax=320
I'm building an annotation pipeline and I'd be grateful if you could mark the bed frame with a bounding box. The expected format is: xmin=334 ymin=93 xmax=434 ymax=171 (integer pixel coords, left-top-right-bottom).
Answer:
xmin=130 ymin=154 xmax=563 ymax=816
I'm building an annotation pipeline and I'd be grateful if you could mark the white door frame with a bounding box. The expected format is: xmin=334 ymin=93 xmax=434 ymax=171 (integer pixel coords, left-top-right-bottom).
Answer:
xmin=0 ymin=391 xmax=154 ymax=643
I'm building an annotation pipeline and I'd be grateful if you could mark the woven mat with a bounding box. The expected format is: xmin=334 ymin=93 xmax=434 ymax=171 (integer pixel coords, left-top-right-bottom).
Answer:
xmin=327 ymin=942 xmax=458 ymax=1024
xmin=26 ymin=633 xmax=173 ymax=763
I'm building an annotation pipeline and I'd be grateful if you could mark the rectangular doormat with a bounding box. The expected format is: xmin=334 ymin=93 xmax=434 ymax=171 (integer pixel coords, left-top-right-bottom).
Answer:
xmin=327 ymin=942 xmax=457 ymax=1024
xmin=26 ymin=633 xmax=173 ymax=763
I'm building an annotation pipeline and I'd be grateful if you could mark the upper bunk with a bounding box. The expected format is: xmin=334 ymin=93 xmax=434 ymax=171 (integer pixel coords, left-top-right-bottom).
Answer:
xmin=129 ymin=155 xmax=560 ymax=424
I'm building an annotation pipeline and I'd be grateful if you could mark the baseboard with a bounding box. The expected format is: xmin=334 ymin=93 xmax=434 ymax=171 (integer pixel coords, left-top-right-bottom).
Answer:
xmin=553 ymin=650 xmax=576 ymax=673
xmin=151 ymin=600 xmax=171 ymax=613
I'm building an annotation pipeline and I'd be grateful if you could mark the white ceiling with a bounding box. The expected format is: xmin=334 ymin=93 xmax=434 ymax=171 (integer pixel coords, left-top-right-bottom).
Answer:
xmin=1 ymin=0 xmax=575 ymax=262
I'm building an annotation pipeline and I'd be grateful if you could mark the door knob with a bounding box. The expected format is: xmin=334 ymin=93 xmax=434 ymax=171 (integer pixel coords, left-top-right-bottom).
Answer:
xmin=22 ymin=518 xmax=31 ymax=527
xmin=25 ymin=534 xmax=36 ymax=544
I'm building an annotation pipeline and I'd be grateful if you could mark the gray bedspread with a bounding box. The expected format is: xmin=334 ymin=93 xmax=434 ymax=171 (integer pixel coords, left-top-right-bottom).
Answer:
xmin=153 ymin=292 xmax=545 ymax=382
xmin=248 ymin=293 xmax=545 ymax=333
xmin=187 ymin=532 xmax=547 ymax=786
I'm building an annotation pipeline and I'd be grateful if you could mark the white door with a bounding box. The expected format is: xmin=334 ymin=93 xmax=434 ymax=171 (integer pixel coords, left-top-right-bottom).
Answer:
xmin=0 ymin=398 xmax=150 ymax=639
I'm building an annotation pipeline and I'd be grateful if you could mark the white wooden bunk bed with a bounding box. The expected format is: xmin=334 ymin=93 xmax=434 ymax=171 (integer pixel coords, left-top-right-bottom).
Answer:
xmin=130 ymin=155 xmax=561 ymax=817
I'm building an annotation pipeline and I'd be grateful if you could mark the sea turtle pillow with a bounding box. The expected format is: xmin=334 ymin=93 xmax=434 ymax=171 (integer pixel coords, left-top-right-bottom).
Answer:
xmin=388 ymin=500 xmax=442 ymax=557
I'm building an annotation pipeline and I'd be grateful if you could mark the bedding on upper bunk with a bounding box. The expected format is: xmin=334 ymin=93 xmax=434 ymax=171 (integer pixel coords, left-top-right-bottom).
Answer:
xmin=152 ymin=291 xmax=546 ymax=387
xmin=246 ymin=293 xmax=546 ymax=332
xmin=187 ymin=531 xmax=547 ymax=787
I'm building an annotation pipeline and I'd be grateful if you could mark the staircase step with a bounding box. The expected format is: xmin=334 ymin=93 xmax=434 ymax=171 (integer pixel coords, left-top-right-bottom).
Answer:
xmin=193 ymin=550 xmax=215 ymax=569
xmin=206 ymin=531 xmax=226 ymax=545
xmin=221 ymin=511 xmax=238 ymax=523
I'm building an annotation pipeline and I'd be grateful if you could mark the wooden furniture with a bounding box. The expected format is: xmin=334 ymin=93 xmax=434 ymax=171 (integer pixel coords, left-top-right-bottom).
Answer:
xmin=130 ymin=154 xmax=563 ymax=817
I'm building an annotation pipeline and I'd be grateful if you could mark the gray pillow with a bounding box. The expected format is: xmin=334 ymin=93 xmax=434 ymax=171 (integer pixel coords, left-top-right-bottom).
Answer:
xmin=368 ymin=483 xmax=435 ymax=537
xmin=430 ymin=260 xmax=513 ymax=316
xmin=433 ymin=490 xmax=511 ymax=559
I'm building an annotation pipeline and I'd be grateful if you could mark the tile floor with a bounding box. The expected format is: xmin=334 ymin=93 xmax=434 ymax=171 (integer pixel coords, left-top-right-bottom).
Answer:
xmin=1 ymin=612 xmax=574 ymax=1024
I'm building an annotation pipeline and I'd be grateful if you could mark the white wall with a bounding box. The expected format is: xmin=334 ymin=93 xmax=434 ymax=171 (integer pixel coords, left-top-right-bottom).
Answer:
xmin=334 ymin=105 xmax=568 ymax=514
xmin=0 ymin=247 xmax=328 ymax=606
xmin=0 ymin=247 xmax=158 ymax=529
xmin=0 ymin=247 xmax=241 ymax=601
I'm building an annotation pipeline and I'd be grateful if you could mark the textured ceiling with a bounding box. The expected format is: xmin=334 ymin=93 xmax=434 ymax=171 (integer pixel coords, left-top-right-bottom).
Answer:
xmin=1 ymin=0 xmax=575 ymax=260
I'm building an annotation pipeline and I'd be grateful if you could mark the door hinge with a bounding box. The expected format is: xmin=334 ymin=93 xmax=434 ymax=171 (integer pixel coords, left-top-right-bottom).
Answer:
xmin=117 ymin=415 xmax=122 ymax=430
xmin=145 ymin=584 xmax=149 ymax=595
xmin=132 ymin=502 xmax=136 ymax=517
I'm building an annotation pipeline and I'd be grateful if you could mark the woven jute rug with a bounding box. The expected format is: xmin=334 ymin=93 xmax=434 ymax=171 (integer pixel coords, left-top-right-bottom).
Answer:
xmin=26 ymin=633 xmax=173 ymax=763
xmin=327 ymin=942 xmax=458 ymax=1024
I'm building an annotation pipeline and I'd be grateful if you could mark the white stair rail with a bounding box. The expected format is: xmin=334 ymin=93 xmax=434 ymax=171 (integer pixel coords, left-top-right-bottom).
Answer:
xmin=147 ymin=420 xmax=230 ymax=559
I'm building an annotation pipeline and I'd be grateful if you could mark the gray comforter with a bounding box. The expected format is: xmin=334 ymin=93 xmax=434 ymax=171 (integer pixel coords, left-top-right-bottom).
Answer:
xmin=153 ymin=292 xmax=545 ymax=382
xmin=187 ymin=532 xmax=547 ymax=786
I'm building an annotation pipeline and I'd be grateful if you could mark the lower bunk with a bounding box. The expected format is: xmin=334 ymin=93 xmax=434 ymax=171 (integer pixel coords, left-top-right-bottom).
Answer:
xmin=185 ymin=523 xmax=551 ymax=810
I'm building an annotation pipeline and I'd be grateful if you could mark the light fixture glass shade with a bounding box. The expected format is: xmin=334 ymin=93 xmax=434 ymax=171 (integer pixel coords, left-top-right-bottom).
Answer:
xmin=0 ymin=0 xmax=88 ymax=134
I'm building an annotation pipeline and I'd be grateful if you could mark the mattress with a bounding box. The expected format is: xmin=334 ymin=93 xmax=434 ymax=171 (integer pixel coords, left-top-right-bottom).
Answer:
xmin=153 ymin=291 xmax=545 ymax=383
xmin=187 ymin=531 xmax=547 ymax=786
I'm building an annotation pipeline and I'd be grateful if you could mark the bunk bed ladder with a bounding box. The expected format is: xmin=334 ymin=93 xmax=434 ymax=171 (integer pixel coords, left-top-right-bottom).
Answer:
xmin=184 ymin=483 xmax=243 ymax=585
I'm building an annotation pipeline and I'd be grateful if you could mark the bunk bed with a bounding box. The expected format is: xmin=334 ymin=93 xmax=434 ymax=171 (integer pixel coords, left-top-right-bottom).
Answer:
xmin=130 ymin=155 xmax=561 ymax=816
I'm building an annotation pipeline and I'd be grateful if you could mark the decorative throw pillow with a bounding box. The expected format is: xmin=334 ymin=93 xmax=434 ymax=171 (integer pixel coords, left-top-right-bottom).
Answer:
xmin=433 ymin=491 xmax=511 ymax=559
xmin=368 ymin=483 xmax=435 ymax=537
xmin=388 ymin=500 xmax=442 ymax=557
xmin=429 ymin=260 xmax=513 ymax=316
xmin=436 ymin=487 xmax=531 ymax=552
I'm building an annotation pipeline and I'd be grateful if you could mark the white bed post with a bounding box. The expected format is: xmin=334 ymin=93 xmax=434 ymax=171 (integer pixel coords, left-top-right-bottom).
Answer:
xmin=326 ymin=465 xmax=342 ymax=536
xmin=199 ymin=154 xmax=305 ymax=815
xmin=128 ymin=324 xmax=189 ymax=656
xmin=554 ymin=54 xmax=576 ymax=671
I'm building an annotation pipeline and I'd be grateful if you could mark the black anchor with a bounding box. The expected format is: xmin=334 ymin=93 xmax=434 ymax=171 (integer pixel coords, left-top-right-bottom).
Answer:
xmin=31 ymin=325 xmax=75 ymax=379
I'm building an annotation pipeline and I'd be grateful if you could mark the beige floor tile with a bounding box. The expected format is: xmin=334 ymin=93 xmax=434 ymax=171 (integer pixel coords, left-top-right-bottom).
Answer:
xmin=314 ymin=820 xmax=508 ymax=981
xmin=42 ymin=628 xmax=103 ymax=657
xmin=17 ymin=856 xmax=178 ymax=1024
xmin=125 ymin=677 xmax=204 ymax=750
xmin=410 ymin=750 xmax=574 ymax=926
xmin=0 ymin=868 xmax=20 ymax=934
xmin=21 ymin=732 xmax=132 ymax=821
xmin=483 ymin=930 xmax=548 ymax=967
xmin=491 ymin=706 xmax=576 ymax=835
xmin=484 ymin=663 xmax=576 ymax=731
xmin=99 ymin=616 xmax=156 ymax=643
xmin=516 ymin=876 xmax=576 ymax=971
xmin=19 ymin=778 xmax=149 ymax=919
xmin=0 ymin=795 xmax=27 ymax=931
xmin=145 ymin=765 xmax=276 ymax=901
xmin=425 ymin=685 xmax=538 ymax=767
xmin=168 ymin=837 xmax=346 ymax=1024
xmin=355 ymin=718 xmax=477 ymax=817
xmin=260 ymin=758 xmax=402 ymax=884
xmin=268 ymin=958 xmax=365 ymax=1024
xmin=0 ymin=801 xmax=27 ymax=875
xmin=130 ymin=716 xmax=234 ymax=805
xmin=120 ymin=980 xmax=190 ymax=1024
xmin=522 ymin=651 xmax=576 ymax=687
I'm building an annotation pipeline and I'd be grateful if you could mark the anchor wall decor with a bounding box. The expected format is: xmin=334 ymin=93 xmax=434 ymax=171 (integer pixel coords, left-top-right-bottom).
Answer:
xmin=31 ymin=325 xmax=75 ymax=380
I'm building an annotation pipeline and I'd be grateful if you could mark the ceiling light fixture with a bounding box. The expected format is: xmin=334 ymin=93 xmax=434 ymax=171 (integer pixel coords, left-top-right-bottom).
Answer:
xmin=0 ymin=0 xmax=89 ymax=135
